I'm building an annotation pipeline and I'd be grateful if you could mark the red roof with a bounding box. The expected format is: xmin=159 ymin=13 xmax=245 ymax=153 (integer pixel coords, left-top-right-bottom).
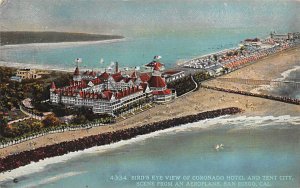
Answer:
xmin=69 ymin=80 xmax=87 ymax=88
xmin=56 ymin=85 xmax=144 ymax=100
xmin=131 ymin=71 xmax=137 ymax=78
xmin=81 ymin=80 xmax=87 ymax=87
xmin=55 ymin=89 xmax=61 ymax=94
xmin=153 ymin=63 xmax=160 ymax=71
xmin=74 ymin=66 xmax=80 ymax=75
xmin=90 ymin=71 xmax=96 ymax=76
xmin=163 ymin=70 xmax=181 ymax=75
xmin=83 ymin=71 xmax=97 ymax=77
xmin=146 ymin=61 xmax=164 ymax=69
xmin=51 ymin=82 xmax=56 ymax=89
xmin=102 ymin=90 xmax=113 ymax=100
xmin=115 ymin=86 xmax=142 ymax=99
xmin=140 ymin=73 xmax=151 ymax=82
xmin=99 ymin=71 xmax=109 ymax=80
xmin=124 ymin=77 xmax=135 ymax=83
xmin=152 ymin=89 xmax=172 ymax=95
xmin=91 ymin=77 xmax=102 ymax=85
xmin=77 ymin=90 xmax=113 ymax=100
xmin=60 ymin=80 xmax=88 ymax=93
xmin=148 ymin=75 xmax=166 ymax=88
xmin=112 ymin=72 xmax=123 ymax=82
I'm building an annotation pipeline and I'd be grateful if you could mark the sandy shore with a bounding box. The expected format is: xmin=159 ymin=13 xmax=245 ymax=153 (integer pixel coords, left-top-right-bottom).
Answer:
xmin=206 ymin=46 xmax=300 ymax=94
xmin=0 ymin=38 xmax=126 ymax=49
xmin=0 ymin=46 xmax=299 ymax=158
xmin=0 ymin=38 xmax=126 ymax=72
xmin=0 ymin=61 xmax=75 ymax=73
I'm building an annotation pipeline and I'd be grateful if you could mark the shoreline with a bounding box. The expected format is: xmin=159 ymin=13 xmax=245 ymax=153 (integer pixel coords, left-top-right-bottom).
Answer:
xmin=0 ymin=107 xmax=242 ymax=173
xmin=0 ymin=38 xmax=127 ymax=72
xmin=176 ymin=46 xmax=237 ymax=66
xmin=0 ymin=60 xmax=75 ymax=73
xmin=275 ymin=65 xmax=300 ymax=82
xmin=0 ymin=46 xmax=299 ymax=156
xmin=0 ymin=41 xmax=299 ymax=174
xmin=0 ymin=38 xmax=126 ymax=49
xmin=250 ymin=65 xmax=300 ymax=94
xmin=2 ymin=114 xmax=299 ymax=181
xmin=205 ymin=46 xmax=300 ymax=94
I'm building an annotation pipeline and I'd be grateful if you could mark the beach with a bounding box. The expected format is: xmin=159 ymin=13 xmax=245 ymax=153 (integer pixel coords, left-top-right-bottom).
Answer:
xmin=0 ymin=38 xmax=127 ymax=72
xmin=0 ymin=46 xmax=299 ymax=159
xmin=2 ymin=116 xmax=300 ymax=187
xmin=205 ymin=46 xmax=300 ymax=94
xmin=0 ymin=38 xmax=126 ymax=50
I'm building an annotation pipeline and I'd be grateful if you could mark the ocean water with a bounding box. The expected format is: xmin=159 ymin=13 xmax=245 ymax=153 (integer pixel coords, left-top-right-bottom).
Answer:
xmin=1 ymin=1 xmax=300 ymax=188
xmin=0 ymin=28 xmax=269 ymax=70
xmin=1 ymin=0 xmax=300 ymax=70
xmin=1 ymin=115 xmax=300 ymax=188
xmin=271 ymin=68 xmax=300 ymax=99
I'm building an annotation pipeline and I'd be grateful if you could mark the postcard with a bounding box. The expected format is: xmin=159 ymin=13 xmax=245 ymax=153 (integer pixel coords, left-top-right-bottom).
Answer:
xmin=0 ymin=0 xmax=299 ymax=187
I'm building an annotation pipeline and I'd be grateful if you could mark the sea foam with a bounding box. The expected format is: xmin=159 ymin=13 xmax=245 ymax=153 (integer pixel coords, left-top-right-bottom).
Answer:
xmin=22 ymin=171 xmax=87 ymax=188
xmin=0 ymin=115 xmax=299 ymax=183
xmin=251 ymin=66 xmax=300 ymax=94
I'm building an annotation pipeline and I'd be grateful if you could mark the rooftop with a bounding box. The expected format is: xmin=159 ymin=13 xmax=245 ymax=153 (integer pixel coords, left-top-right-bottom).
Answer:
xmin=148 ymin=75 xmax=166 ymax=88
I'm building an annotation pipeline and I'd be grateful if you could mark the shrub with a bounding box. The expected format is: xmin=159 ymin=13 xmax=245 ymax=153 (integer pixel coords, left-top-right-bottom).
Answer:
xmin=42 ymin=114 xmax=61 ymax=127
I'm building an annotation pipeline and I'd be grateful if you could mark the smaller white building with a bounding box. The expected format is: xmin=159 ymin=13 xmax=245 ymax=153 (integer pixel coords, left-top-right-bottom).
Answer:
xmin=163 ymin=70 xmax=185 ymax=83
xmin=16 ymin=69 xmax=41 ymax=79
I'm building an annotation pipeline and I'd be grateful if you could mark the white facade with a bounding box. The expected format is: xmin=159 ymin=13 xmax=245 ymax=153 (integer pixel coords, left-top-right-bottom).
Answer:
xmin=50 ymin=70 xmax=151 ymax=115
xmin=163 ymin=71 xmax=185 ymax=83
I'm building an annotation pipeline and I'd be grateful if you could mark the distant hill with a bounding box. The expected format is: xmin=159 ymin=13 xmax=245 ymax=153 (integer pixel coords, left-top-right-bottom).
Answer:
xmin=0 ymin=31 xmax=124 ymax=46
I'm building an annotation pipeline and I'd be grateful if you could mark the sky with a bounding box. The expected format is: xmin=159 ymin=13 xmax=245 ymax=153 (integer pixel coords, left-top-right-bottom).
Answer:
xmin=0 ymin=0 xmax=299 ymax=36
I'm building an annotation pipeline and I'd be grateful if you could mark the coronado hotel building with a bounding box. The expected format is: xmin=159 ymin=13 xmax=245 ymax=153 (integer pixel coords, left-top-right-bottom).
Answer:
xmin=50 ymin=59 xmax=176 ymax=115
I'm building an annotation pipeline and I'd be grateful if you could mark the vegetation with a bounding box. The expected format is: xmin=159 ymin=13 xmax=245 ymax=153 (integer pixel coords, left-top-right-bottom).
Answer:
xmin=192 ymin=71 xmax=212 ymax=83
xmin=167 ymin=75 xmax=196 ymax=96
xmin=0 ymin=118 xmax=8 ymax=136
xmin=0 ymin=66 xmax=72 ymax=139
xmin=70 ymin=106 xmax=115 ymax=124
xmin=0 ymin=66 xmax=72 ymax=112
xmin=167 ymin=71 xmax=211 ymax=96
xmin=1 ymin=118 xmax=43 ymax=138
xmin=35 ymin=102 xmax=72 ymax=116
xmin=213 ymin=54 xmax=218 ymax=61
xmin=0 ymin=65 xmax=117 ymax=142
xmin=42 ymin=114 xmax=61 ymax=127
xmin=0 ymin=110 xmax=114 ymax=142
xmin=1 ymin=31 xmax=124 ymax=46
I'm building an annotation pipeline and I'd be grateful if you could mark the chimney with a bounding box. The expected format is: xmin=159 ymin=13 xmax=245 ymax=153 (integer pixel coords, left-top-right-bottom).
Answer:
xmin=115 ymin=61 xmax=119 ymax=73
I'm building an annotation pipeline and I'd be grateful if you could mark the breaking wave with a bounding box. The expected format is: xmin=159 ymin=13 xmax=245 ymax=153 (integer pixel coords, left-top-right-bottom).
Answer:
xmin=23 ymin=171 xmax=87 ymax=188
xmin=1 ymin=115 xmax=299 ymax=184
xmin=251 ymin=66 xmax=300 ymax=94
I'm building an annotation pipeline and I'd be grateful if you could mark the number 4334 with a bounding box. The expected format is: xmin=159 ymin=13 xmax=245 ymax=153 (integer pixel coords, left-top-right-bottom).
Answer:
xmin=110 ymin=175 xmax=127 ymax=181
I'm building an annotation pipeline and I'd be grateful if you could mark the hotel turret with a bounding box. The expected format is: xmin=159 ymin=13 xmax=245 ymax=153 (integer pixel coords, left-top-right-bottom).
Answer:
xmin=50 ymin=58 xmax=176 ymax=115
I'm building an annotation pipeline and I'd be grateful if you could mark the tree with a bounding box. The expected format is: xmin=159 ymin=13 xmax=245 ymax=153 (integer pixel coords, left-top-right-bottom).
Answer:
xmin=0 ymin=118 xmax=8 ymax=136
xmin=213 ymin=54 xmax=218 ymax=61
xmin=42 ymin=114 xmax=61 ymax=127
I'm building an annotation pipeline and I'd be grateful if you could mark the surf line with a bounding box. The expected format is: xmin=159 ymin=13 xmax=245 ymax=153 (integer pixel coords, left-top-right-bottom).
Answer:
xmin=0 ymin=107 xmax=242 ymax=173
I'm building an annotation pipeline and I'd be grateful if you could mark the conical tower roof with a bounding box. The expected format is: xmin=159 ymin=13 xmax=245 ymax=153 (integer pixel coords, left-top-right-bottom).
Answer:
xmin=74 ymin=66 xmax=80 ymax=76
xmin=51 ymin=82 xmax=56 ymax=90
